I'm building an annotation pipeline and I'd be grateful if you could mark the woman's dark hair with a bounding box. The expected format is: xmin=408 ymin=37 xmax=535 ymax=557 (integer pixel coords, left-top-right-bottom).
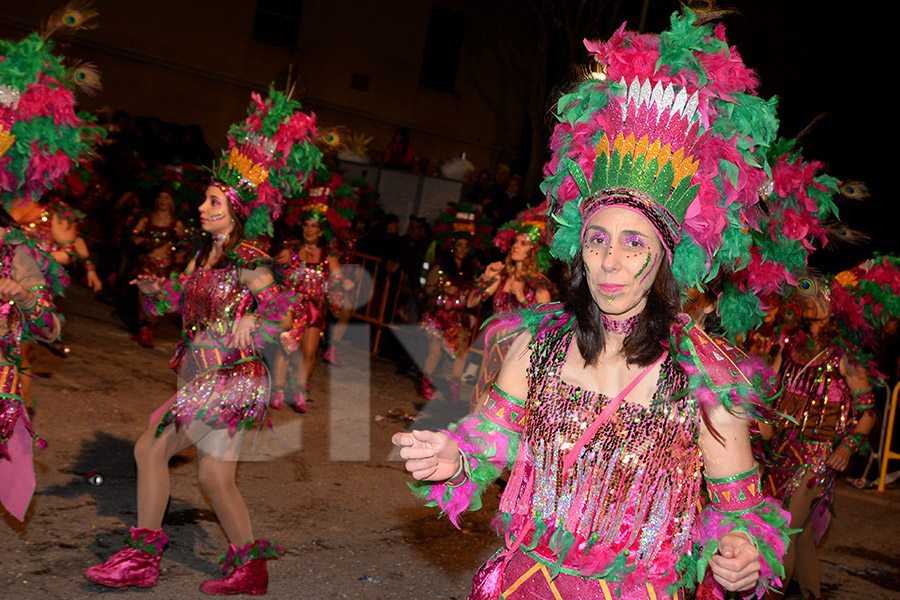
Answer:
xmin=196 ymin=202 xmax=244 ymax=268
xmin=562 ymin=248 xmax=679 ymax=367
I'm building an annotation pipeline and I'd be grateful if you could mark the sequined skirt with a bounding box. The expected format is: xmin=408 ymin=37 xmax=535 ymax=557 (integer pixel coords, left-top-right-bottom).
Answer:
xmin=469 ymin=549 xmax=683 ymax=600
xmin=421 ymin=307 xmax=473 ymax=357
xmin=281 ymin=297 xmax=325 ymax=353
xmin=155 ymin=346 xmax=270 ymax=436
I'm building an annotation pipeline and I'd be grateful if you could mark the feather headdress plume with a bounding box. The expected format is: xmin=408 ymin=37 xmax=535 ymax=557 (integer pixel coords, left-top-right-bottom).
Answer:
xmin=0 ymin=2 xmax=104 ymax=209
xmin=212 ymin=87 xmax=322 ymax=239
xmin=493 ymin=202 xmax=552 ymax=272
xmin=432 ymin=202 xmax=493 ymax=251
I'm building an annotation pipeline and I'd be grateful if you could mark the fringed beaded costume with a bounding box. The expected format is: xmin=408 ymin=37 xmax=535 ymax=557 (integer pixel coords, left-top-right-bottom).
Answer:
xmin=145 ymin=242 xmax=287 ymax=434
xmin=0 ymin=235 xmax=61 ymax=520
xmin=421 ymin=265 xmax=476 ymax=358
xmin=135 ymin=222 xmax=182 ymax=280
xmin=764 ymin=337 xmax=875 ymax=541
xmin=414 ymin=309 xmax=790 ymax=600
xmin=277 ymin=243 xmax=336 ymax=353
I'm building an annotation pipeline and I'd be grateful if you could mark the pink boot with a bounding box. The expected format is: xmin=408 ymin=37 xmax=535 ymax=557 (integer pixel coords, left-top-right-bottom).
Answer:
xmin=199 ymin=540 xmax=280 ymax=595
xmin=84 ymin=527 xmax=168 ymax=589
xmin=448 ymin=379 xmax=460 ymax=403
xmin=292 ymin=388 xmax=307 ymax=413
xmin=322 ymin=346 xmax=343 ymax=366
xmin=269 ymin=388 xmax=285 ymax=410
xmin=417 ymin=374 xmax=435 ymax=400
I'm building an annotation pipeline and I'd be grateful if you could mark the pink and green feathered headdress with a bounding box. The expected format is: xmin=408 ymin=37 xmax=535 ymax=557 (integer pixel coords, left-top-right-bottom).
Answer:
xmin=543 ymin=10 xmax=835 ymax=338
xmin=0 ymin=4 xmax=104 ymax=210
xmin=212 ymin=87 xmax=322 ymax=239
xmin=829 ymin=254 xmax=900 ymax=371
xmin=493 ymin=202 xmax=552 ymax=272
xmin=432 ymin=202 xmax=493 ymax=251
xmin=283 ymin=167 xmax=354 ymax=243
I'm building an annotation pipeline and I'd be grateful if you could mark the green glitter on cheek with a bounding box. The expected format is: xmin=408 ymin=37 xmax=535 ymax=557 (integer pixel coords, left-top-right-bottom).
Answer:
xmin=635 ymin=251 xmax=652 ymax=280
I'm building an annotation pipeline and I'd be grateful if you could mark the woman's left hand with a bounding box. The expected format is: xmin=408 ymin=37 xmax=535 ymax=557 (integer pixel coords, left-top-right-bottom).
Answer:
xmin=826 ymin=444 xmax=852 ymax=471
xmin=708 ymin=532 xmax=760 ymax=592
xmin=231 ymin=314 xmax=257 ymax=349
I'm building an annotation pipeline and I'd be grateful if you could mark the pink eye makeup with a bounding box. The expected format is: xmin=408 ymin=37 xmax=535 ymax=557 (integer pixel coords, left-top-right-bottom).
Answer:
xmin=587 ymin=231 xmax=610 ymax=246
xmin=623 ymin=235 xmax=646 ymax=249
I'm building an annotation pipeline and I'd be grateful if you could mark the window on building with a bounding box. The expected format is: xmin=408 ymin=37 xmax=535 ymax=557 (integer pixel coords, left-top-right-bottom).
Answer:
xmin=253 ymin=0 xmax=304 ymax=47
xmin=419 ymin=5 xmax=466 ymax=93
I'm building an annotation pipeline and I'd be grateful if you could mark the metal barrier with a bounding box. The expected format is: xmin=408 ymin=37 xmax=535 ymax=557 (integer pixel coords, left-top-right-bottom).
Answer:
xmin=877 ymin=380 xmax=900 ymax=491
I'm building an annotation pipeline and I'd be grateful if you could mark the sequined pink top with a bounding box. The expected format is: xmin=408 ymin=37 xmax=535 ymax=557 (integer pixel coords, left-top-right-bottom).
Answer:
xmin=282 ymin=247 xmax=330 ymax=307
xmin=181 ymin=262 xmax=254 ymax=346
xmin=499 ymin=325 xmax=698 ymax=573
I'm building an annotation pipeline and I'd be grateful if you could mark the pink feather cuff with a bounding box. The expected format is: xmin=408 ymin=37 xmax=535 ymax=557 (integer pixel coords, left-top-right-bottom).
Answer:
xmin=408 ymin=413 xmax=518 ymax=528
xmin=695 ymin=497 xmax=793 ymax=599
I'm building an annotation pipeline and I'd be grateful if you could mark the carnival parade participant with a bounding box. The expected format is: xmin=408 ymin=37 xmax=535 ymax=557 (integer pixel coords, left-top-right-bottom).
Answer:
xmin=130 ymin=186 xmax=184 ymax=348
xmin=271 ymin=183 xmax=352 ymax=412
xmin=760 ymin=257 xmax=900 ymax=599
xmin=84 ymin=88 xmax=320 ymax=595
xmin=468 ymin=203 xmax=553 ymax=408
xmin=418 ymin=203 xmax=491 ymax=402
xmin=0 ymin=3 xmax=99 ymax=520
xmin=390 ymin=10 xmax=842 ymax=598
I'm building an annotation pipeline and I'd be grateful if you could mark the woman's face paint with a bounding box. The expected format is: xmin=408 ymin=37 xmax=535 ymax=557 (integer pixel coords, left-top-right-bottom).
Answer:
xmin=637 ymin=251 xmax=657 ymax=285
xmin=198 ymin=185 xmax=234 ymax=237
xmin=581 ymin=206 xmax=663 ymax=319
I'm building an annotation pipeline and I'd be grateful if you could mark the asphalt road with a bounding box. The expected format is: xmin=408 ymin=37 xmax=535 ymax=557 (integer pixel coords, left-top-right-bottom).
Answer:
xmin=1 ymin=285 xmax=898 ymax=599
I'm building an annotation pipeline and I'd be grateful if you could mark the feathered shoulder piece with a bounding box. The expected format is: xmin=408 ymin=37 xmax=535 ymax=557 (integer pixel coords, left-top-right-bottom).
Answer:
xmin=225 ymin=240 xmax=273 ymax=271
xmin=0 ymin=2 xmax=103 ymax=209
xmin=670 ymin=314 xmax=775 ymax=427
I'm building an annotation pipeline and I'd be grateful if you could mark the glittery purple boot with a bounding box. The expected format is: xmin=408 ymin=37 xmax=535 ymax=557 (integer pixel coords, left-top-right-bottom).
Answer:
xmin=84 ymin=527 xmax=168 ymax=588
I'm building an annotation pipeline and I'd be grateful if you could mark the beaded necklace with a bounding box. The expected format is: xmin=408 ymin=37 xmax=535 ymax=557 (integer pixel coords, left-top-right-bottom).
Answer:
xmin=601 ymin=312 xmax=637 ymax=336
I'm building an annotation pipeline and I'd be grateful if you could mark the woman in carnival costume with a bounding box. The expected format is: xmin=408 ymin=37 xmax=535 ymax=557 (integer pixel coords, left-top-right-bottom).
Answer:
xmin=0 ymin=4 xmax=99 ymax=520
xmin=271 ymin=175 xmax=352 ymax=412
xmin=391 ymin=10 xmax=845 ymax=598
xmin=468 ymin=203 xmax=554 ymax=409
xmin=130 ymin=177 xmax=186 ymax=348
xmin=85 ymin=88 xmax=320 ymax=595
xmin=419 ymin=203 xmax=492 ymax=402
xmin=760 ymin=256 xmax=899 ymax=599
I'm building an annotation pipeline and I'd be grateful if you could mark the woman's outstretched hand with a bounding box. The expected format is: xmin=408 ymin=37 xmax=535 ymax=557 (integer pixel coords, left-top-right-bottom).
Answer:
xmin=392 ymin=430 xmax=461 ymax=481
xmin=709 ymin=531 xmax=761 ymax=592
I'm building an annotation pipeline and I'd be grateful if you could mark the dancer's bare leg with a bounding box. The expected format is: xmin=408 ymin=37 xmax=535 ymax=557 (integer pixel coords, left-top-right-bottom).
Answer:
xmin=197 ymin=429 xmax=253 ymax=545
xmin=423 ymin=337 xmax=442 ymax=377
xmin=271 ymin=347 xmax=289 ymax=389
xmin=766 ymin=472 xmax=821 ymax=599
xmin=134 ymin=420 xmax=210 ymax=530
xmin=298 ymin=327 xmax=321 ymax=388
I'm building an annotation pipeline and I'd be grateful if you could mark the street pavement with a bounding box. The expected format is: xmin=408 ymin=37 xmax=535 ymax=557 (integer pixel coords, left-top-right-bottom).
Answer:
xmin=1 ymin=284 xmax=898 ymax=599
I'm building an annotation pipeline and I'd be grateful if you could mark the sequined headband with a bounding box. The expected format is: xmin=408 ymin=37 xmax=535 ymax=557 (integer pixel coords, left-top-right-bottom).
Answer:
xmin=580 ymin=186 xmax=681 ymax=259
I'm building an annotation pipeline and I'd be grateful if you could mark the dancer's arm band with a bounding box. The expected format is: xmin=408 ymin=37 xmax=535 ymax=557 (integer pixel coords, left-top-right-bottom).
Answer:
xmin=704 ymin=465 xmax=764 ymax=516
xmin=446 ymin=450 xmax=471 ymax=488
xmin=853 ymin=387 xmax=875 ymax=412
xmin=840 ymin=431 xmax=867 ymax=455
xmin=479 ymin=383 xmax=527 ymax=433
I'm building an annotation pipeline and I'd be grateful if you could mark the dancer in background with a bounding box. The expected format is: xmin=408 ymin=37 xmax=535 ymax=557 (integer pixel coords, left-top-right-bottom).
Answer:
xmin=131 ymin=186 xmax=184 ymax=347
xmin=418 ymin=204 xmax=491 ymax=402
xmin=467 ymin=203 xmax=554 ymax=408
xmin=392 ymin=10 xmax=840 ymax=598
xmin=85 ymin=88 xmax=320 ymax=595
xmin=0 ymin=3 xmax=100 ymax=520
xmin=271 ymin=184 xmax=351 ymax=412
xmin=761 ymin=257 xmax=900 ymax=599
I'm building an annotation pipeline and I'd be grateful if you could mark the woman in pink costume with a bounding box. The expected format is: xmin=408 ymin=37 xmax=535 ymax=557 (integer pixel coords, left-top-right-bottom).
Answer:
xmin=468 ymin=204 xmax=554 ymax=408
xmin=761 ymin=267 xmax=885 ymax=600
xmin=84 ymin=89 xmax=320 ymax=595
xmin=390 ymin=11 xmax=847 ymax=599
xmin=131 ymin=187 xmax=184 ymax=348
xmin=271 ymin=192 xmax=350 ymax=412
